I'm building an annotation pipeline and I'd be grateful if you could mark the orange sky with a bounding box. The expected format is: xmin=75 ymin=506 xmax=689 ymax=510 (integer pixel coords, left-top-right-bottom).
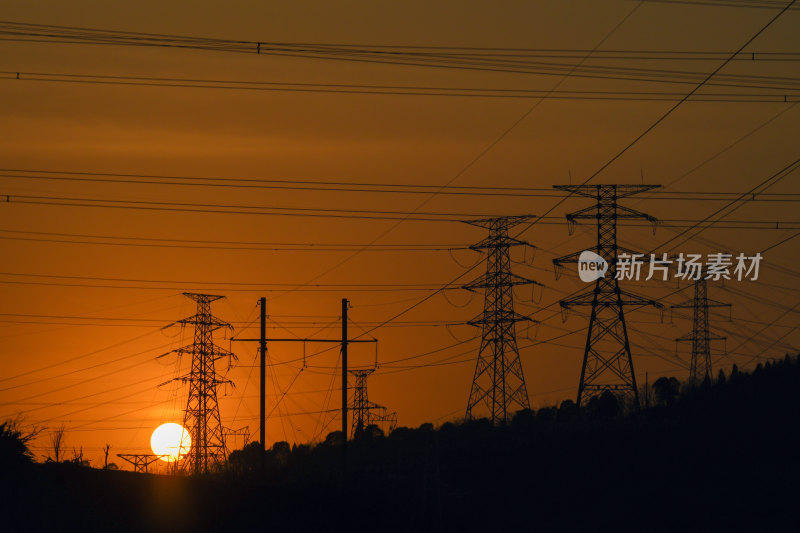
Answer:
xmin=1 ymin=1 xmax=799 ymax=470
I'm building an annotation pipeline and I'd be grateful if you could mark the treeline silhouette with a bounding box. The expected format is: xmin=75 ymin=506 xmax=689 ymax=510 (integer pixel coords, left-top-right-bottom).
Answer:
xmin=3 ymin=355 xmax=800 ymax=532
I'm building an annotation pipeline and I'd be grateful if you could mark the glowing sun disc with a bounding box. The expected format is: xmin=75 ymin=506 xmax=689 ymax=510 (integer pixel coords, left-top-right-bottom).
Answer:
xmin=150 ymin=423 xmax=191 ymax=462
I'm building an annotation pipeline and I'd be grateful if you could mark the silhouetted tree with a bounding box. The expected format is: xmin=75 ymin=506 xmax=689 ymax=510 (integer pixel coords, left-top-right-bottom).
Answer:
xmin=47 ymin=423 xmax=67 ymax=463
xmin=290 ymin=443 xmax=311 ymax=464
xmin=557 ymin=399 xmax=580 ymax=423
xmin=323 ymin=431 xmax=344 ymax=447
xmin=387 ymin=426 xmax=412 ymax=444
xmin=535 ymin=406 xmax=557 ymax=426
xmin=67 ymin=446 xmax=90 ymax=467
xmin=588 ymin=390 xmax=620 ymax=418
xmin=511 ymin=408 xmax=534 ymax=427
xmin=438 ymin=422 xmax=455 ymax=434
xmin=228 ymin=441 xmax=265 ymax=473
xmin=272 ymin=441 xmax=291 ymax=464
xmin=653 ymin=377 xmax=681 ymax=406
xmin=0 ymin=419 xmax=37 ymax=467
xmin=717 ymin=369 xmax=726 ymax=386
xmin=364 ymin=424 xmax=384 ymax=439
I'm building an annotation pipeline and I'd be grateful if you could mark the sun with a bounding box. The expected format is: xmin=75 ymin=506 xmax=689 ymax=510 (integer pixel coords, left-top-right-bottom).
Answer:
xmin=150 ymin=423 xmax=191 ymax=462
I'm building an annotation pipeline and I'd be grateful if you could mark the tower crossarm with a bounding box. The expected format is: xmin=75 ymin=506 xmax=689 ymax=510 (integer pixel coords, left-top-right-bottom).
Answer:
xmin=462 ymin=214 xmax=535 ymax=231
xmin=469 ymin=234 xmax=532 ymax=251
xmin=174 ymin=315 xmax=233 ymax=331
xmin=167 ymin=343 xmax=237 ymax=362
xmin=560 ymin=286 xmax=663 ymax=309
xmin=467 ymin=310 xmax=534 ymax=327
xmin=463 ymin=271 xmax=543 ymax=291
xmin=554 ymin=184 xmax=659 ymax=199
xmin=676 ymin=332 xmax=726 ymax=343
xmin=553 ymin=246 xmax=656 ymax=268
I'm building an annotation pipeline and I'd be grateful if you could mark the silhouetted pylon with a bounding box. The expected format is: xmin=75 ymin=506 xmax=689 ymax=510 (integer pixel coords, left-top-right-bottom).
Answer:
xmin=672 ymin=277 xmax=730 ymax=386
xmin=349 ymin=368 xmax=396 ymax=438
xmin=463 ymin=215 xmax=542 ymax=424
xmin=553 ymin=185 xmax=662 ymax=408
xmin=161 ymin=293 xmax=236 ymax=474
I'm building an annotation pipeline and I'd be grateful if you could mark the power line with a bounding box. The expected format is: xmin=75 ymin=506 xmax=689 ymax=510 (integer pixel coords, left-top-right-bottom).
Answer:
xmin=513 ymin=0 xmax=797 ymax=246
xmin=0 ymin=340 xmax=174 ymax=393
xmin=1 ymin=194 xmax=485 ymax=221
xmin=3 ymin=195 xmax=798 ymax=227
xmin=631 ymin=102 xmax=799 ymax=195
xmin=3 ymin=70 xmax=798 ymax=102
xmin=0 ymin=271 xmax=467 ymax=289
xmin=654 ymin=156 xmax=800 ymax=253
xmin=250 ymin=1 xmax=640 ymax=305
xmin=2 ymin=22 xmax=799 ymax=90
xmin=324 ymin=1 xmax=799 ymax=352
xmin=0 ymin=312 xmax=468 ymax=328
xmin=0 ymin=329 xmax=160 ymax=383
xmin=4 ymin=169 xmax=800 ymax=200
xmin=637 ymin=0 xmax=800 ymax=9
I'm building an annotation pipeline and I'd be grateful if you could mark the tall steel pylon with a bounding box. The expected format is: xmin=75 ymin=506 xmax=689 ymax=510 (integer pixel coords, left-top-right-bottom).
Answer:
xmin=672 ymin=277 xmax=730 ymax=386
xmin=163 ymin=293 xmax=236 ymax=475
xmin=553 ymin=185 xmax=661 ymax=408
xmin=463 ymin=215 xmax=542 ymax=424
xmin=349 ymin=369 xmax=396 ymax=438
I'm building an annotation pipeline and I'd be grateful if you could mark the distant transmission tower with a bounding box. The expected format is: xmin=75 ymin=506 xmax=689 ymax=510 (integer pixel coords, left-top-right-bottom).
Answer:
xmin=349 ymin=368 xmax=396 ymax=438
xmin=163 ymin=293 xmax=236 ymax=475
xmin=553 ymin=185 xmax=661 ymax=408
xmin=672 ymin=277 xmax=730 ymax=386
xmin=463 ymin=215 xmax=542 ymax=424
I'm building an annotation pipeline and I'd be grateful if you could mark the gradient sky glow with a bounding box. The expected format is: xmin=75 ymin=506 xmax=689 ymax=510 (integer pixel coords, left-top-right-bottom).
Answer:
xmin=1 ymin=1 xmax=798 ymax=470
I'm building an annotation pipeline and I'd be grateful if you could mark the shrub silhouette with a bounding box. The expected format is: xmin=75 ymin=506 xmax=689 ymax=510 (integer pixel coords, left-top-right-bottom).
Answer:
xmin=653 ymin=376 xmax=681 ymax=405
xmin=0 ymin=419 xmax=36 ymax=467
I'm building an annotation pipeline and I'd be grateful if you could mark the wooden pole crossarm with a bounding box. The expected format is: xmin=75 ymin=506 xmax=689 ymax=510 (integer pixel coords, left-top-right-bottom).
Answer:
xmin=232 ymin=338 xmax=376 ymax=343
xmin=230 ymin=298 xmax=374 ymax=464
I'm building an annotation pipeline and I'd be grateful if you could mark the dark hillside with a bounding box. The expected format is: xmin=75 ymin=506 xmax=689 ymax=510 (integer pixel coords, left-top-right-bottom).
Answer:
xmin=3 ymin=356 xmax=799 ymax=532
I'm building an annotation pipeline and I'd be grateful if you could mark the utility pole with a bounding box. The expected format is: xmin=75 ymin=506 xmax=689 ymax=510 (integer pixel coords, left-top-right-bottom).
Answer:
xmin=232 ymin=298 xmax=375 ymax=455
xmin=553 ymin=185 xmax=662 ymax=408
xmin=342 ymin=298 xmax=348 ymax=447
xmin=160 ymin=293 xmax=235 ymax=475
xmin=463 ymin=215 xmax=543 ymax=424
xmin=259 ymin=297 xmax=266 ymax=455
xmin=672 ymin=277 xmax=730 ymax=386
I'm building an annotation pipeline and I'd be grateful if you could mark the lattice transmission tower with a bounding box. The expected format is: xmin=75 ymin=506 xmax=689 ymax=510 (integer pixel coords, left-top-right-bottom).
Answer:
xmin=553 ymin=185 xmax=661 ymax=408
xmin=163 ymin=293 xmax=236 ymax=475
xmin=349 ymin=369 xmax=397 ymax=438
xmin=672 ymin=277 xmax=730 ymax=387
xmin=463 ymin=215 xmax=542 ymax=424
